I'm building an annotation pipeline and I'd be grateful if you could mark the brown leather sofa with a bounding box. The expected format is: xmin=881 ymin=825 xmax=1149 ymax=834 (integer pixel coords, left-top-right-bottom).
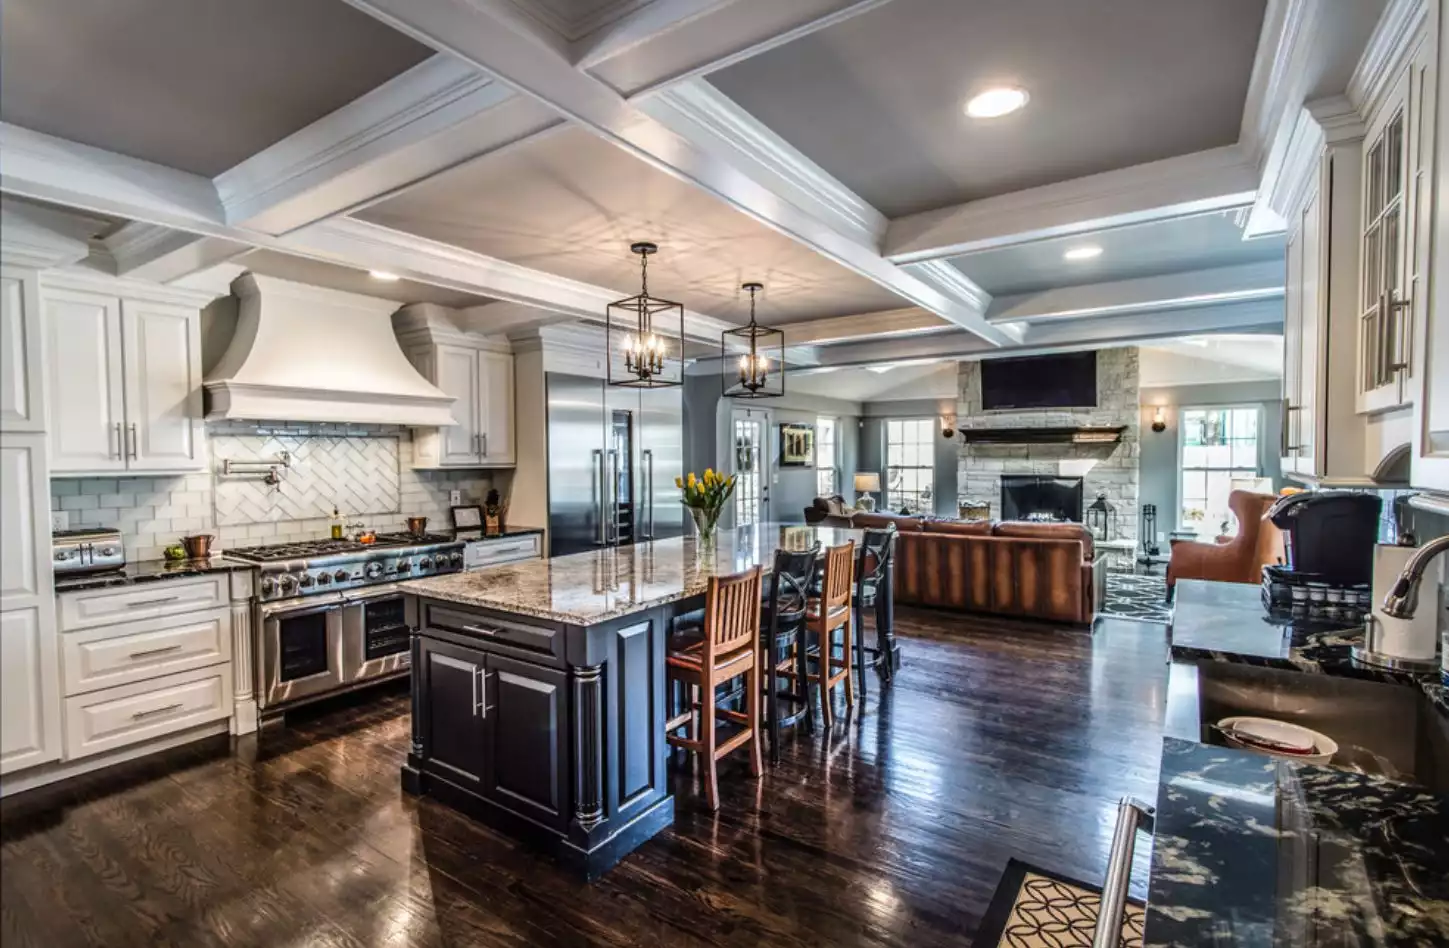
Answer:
xmin=1166 ymin=490 xmax=1284 ymax=591
xmin=807 ymin=503 xmax=1105 ymax=626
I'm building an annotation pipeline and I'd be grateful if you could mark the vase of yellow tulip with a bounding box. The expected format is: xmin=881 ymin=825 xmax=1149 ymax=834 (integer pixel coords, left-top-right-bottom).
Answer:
xmin=676 ymin=468 xmax=735 ymax=543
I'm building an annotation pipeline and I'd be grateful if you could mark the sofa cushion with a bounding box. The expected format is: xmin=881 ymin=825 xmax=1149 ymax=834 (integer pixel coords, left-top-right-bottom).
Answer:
xmin=922 ymin=518 xmax=995 ymax=537
xmin=993 ymin=521 xmax=1094 ymax=560
xmin=850 ymin=511 xmax=924 ymax=531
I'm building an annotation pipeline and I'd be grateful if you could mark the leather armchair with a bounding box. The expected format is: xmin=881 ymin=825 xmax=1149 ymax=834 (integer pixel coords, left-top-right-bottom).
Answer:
xmin=1166 ymin=491 xmax=1284 ymax=591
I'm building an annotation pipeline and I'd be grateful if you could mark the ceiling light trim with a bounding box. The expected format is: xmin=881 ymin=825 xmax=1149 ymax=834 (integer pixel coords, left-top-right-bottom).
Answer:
xmin=964 ymin=87 xmax=1029 ymax=119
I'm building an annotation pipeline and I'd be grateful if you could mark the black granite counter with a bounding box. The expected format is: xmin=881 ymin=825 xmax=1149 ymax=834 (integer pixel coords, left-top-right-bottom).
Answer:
xmin=53 ymin=557 xmax=251 ymax=593
xmin=1145 ymin=738 xmax=1449 ymax=947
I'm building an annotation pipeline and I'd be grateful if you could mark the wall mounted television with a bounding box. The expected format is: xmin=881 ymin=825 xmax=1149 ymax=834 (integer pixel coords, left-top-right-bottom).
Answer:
xmin=980 ymin=351 xmax=1098 ymax=410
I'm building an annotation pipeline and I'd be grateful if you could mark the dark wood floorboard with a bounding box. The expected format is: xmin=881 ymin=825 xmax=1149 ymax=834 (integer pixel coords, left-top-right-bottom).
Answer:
xmin=1 ymin=610 xmax=1168 ymax=947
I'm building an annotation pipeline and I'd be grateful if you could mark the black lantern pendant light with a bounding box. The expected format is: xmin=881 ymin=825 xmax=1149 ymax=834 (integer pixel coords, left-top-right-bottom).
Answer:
xmin=722 ymin=282 xmax=785 ymax=399
xmin=606 ymin=241 xmax=683 ymax=388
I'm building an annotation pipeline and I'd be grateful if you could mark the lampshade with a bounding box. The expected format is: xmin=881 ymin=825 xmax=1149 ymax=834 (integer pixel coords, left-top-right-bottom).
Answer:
xmin=854 ymin=472 xmax=881 ymax=493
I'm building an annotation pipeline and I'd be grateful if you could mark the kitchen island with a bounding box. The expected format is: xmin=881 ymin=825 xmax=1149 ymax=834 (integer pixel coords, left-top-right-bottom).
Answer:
xmin=397 ymin=523 xmax=867 ymax=878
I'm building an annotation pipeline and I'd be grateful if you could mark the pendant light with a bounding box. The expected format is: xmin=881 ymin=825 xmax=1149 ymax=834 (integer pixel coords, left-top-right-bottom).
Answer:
xmin=606 ymin=241 xmax=683 ymax=388
xmin=722 ymin=282 xmax=784 ymax=399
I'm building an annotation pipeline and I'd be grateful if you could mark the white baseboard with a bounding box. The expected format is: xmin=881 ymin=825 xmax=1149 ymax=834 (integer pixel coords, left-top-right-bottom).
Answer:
xmin=0 ymin=722 xmax=229 ymax=799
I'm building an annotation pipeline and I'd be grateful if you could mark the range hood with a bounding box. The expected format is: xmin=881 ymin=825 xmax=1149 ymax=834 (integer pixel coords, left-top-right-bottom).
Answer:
xmin=205 ymin=273 xmax=456 ymax=427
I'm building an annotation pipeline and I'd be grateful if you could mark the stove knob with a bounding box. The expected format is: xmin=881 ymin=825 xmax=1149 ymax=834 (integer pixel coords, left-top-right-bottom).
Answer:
xmin=260 ymin=577 xmax=277 ymax=597
xmin=449 ymin=552 xmax=464 ymax=567
xmin=418 ymin=556 xmax=434 ymax=570
xmin=279 ymin=574 xmax=299 ymax=595
xmin=299 ymin=573 xmax=315 ymax=588
xmin=100 ymin=546 xmax=117 ymax=557
xmin=396 ymin=560 xmax=412 ymax=573
xmin=365 ymin=562 xmax=384 ymax=580
xmin=316 ymin=573 xmax=332 ymax=586
xmin=334 ymin=569 xmax=350 ymax=582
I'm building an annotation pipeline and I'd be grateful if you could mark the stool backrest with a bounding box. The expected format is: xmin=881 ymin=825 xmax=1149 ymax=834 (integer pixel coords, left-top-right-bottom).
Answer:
xmin=769 ymin=544 xmax=819 ymax=630
xmin=857 ymin=526 xmax=896 ymax=590
xmin=819 ymin=541 xmax=856 ymax=611
xmin=704 ymin=566 xmax=764 ymax=659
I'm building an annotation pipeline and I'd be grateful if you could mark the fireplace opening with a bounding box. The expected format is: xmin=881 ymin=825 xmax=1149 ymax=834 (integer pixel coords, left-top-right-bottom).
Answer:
xmin=1001 ymin=476 xmax=1084 ymax=522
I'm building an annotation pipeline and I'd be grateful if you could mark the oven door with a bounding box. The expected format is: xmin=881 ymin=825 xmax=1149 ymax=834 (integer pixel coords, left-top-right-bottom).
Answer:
xmin=341 ymin=585 xmax=411 ymax=684
xmin=260 ymin=596 xmax=345 ymax=709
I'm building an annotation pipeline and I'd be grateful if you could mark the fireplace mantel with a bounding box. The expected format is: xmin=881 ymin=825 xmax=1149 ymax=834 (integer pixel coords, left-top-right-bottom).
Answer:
xmin=958 ymin=425 xmax=1127 ymax=445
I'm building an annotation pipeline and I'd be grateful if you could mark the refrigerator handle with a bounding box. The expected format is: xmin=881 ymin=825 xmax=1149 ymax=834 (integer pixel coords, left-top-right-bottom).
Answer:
xmin=607 ymin=449 xmax=620 ymax=545
xmin=641 ymin=448 xmax=654 ymax=541
xmin=592 ymin=448 xmax=607 ymax=546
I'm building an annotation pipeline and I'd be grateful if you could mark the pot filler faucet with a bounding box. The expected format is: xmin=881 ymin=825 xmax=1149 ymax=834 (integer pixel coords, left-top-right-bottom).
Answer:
xmin=1382 ymin=534 xmax=1449 ymax=618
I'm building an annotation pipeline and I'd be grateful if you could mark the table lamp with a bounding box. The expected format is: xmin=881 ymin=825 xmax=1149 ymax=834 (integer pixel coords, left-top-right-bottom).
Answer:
xmin=854 ymin=472 xmax=881 ymax=511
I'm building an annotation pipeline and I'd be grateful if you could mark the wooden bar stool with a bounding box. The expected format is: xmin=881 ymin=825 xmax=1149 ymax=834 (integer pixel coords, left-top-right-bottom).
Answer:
xmin=664 ymin=566 xmax=765 ymax=810
xmin=806 ymin=542 xmax=855 ymax=729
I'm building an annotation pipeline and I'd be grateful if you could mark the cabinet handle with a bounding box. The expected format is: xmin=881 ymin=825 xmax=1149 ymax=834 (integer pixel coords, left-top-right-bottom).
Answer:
xmin=127 ymin=595 xmax=180 ymax=607
xmin=460 ymin=623 xmax=497 ymax=637
xmin=129 ymin=644 xmax=183 ymax=659
xmin=131 ymin=702 xmax=184 ymax=720
xmin=111 ymin=422 xmax=122 ymax=460
xmin=480 ymin=433 xmax=487 ymax=457
xmin=126 ymin=422 xmax=138 ymax=460
xmin=1091 ymin=797 xmax=1155 ymax=948
xmin=1283 ymin=404 xmax=1302 ymax=453
xmin=1388 ymin=291 xmax=1411 ymax=372
xmin=476 ymin=668 xmax=489 ymax=719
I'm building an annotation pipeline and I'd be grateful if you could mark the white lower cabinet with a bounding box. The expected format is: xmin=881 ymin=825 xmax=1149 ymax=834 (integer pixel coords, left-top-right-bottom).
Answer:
xmin=464 ymin=534 xmax=542 ymax=570
xmin=63 ymin=665 xmax=232 ymax=761
xmin=62 ymin=608 xmax=232 ymax=696
xmin=58 ymin=574 xmax=228 ymax=631
xmin=0 ymin=607 xmax=61 ymax=775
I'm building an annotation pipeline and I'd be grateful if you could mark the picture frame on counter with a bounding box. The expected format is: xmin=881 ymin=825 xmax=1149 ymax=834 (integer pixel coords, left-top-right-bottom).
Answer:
xmin=451 ymin=505 xmax=483 ymax=529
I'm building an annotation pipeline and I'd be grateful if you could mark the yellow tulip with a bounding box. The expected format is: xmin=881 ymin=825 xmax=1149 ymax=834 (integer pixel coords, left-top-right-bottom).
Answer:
xmin=675 ymin=476 xmax=683 ymax=489
xmin=687 ymin=472 xmax=697 ymax=487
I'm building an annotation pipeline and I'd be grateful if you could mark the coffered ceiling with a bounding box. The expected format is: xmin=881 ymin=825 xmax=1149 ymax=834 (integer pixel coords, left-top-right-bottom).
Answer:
xmin=356 ymin=126 xmax=906 ymax=324
xmin=709 ymin=0 xmax=1267 ymax=217
xmin=236 ymin=250 xmax=495 ymax=309
xmin=0 ymin=0 xmax=431 ymax=176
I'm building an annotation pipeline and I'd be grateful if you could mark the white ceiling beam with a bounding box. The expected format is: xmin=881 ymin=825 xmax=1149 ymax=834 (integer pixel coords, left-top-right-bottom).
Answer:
xmin=99 ymin=223 xmax=252 ymax=283
xmin=814 ymin=299 xmax=1285 ymax=368
xmin=337 ymin=0 xmax=1015 ymax=347
xmin=773 ymin=308 xmax=949 ymax=346
xmin=986 ymin=261 xmax=1286 ymax=325
xmin=572 ymin=0 xmax=738 ymax=70
xmin=884 ymin=146 xmax=1260 ymax=265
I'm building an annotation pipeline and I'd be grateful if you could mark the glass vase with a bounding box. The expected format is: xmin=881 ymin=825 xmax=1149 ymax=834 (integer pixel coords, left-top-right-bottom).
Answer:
xmin=688 ymin=504 xmax=721 ymax=542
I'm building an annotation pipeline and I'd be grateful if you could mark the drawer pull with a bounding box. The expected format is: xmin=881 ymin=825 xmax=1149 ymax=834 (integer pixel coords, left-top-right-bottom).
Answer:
xmin=127 ymin=595 xmax=180 ymax=608
xmin=129 ymin=644 xmax=183 ymax=659
xmin=461 ymin=624 xmax=498 ymax=637
xmin=131 ymin=702 xmax=184 ymax=720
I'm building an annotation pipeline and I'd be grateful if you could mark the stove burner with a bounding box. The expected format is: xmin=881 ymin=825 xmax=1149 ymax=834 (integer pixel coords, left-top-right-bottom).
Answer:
xmin=226 ymin=533 xmax=456 ymax=563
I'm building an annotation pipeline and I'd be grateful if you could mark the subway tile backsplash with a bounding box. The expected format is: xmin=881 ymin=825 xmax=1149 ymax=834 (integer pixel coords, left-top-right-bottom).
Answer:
xmin=53 ymin=422 xmax=501 ymax=562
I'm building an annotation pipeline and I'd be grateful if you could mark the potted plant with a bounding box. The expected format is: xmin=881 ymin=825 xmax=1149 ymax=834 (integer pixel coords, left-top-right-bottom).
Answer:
xmin=676 ymin=468 xmax=735 ymax=542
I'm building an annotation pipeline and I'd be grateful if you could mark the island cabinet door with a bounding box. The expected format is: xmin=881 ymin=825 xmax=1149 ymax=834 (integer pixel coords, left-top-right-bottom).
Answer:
xmin=418 ymin=637 xmax=489 ymax=788
xmin=482 ymin=654 xmax=570 ymax=830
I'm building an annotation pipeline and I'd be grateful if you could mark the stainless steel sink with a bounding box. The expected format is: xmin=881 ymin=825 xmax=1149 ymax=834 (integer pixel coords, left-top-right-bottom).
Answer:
xmin=1166 ymin=660 xmax=1449 ymax=791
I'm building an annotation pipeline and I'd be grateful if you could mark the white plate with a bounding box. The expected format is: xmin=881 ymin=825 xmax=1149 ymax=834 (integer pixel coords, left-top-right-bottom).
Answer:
xmin=1217 ymin=716 xmax=1338 ymax=765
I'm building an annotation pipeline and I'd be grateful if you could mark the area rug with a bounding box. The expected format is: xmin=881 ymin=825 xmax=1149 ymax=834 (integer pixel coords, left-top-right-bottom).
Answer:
xmin=1100 ymin=571 xmax=1173 ymax=624
xmin=972 ymin=858 xmax=1145 ymax=948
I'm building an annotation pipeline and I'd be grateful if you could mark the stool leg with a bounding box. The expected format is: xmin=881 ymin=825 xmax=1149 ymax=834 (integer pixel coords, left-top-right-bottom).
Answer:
xmin=795 ymin=637 xmax=814 ymax=735
xmin=700 ymin=673 xmax=719 ymax=811
xmin=767 ymin=640 xmax=781 ymax=765
xmin=747 ymin=657 xmax=764 ymax=778
xmin=842 ymin=617 xmax=855 ymax=711
xmin=853 ymin=605 xmax=868 ymax=702
xmin=816 ymin=625 xmax=834 ymax=730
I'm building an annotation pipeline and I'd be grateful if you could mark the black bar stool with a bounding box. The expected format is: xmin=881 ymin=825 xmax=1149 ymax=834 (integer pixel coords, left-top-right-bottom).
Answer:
xmin=759 ymin=544 xmax=818 ymax=763
xmin=852 ymin=526 xmax=897 ymax=697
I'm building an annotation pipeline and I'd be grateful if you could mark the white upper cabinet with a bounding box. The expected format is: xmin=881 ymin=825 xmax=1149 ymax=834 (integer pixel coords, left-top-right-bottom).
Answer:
xmin=480 ymin=349 xmax=515 ymax=466
xmin=42 ymin=276 xmax=210 ymax=476
xmin=45 ymin=287 xmax=127 ymax=472
xmin=435 ymin=343 xmax=482 ymax=466
xmin=0 ymin=266 xmax=45 ymax=433
xmin=1412 ymin=0 xmax=1449 ymax=490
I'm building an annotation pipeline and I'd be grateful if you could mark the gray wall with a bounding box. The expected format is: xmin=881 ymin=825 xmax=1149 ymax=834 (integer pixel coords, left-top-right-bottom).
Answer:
xmin=682 ymin=375 xmax=860 ymax=524
xmin=859 ymin=398 xmax=957 ymax=517
xmin=1138 ymin=380 xmax=1284 ymax=545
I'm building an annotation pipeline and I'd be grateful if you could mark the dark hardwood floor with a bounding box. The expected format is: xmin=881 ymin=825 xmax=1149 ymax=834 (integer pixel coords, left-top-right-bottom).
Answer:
xmin=1 ymin=611 xmax=1169 ymax=947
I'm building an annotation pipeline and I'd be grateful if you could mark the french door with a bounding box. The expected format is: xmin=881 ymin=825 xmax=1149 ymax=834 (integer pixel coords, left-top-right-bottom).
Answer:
xmin=730 ymin=409 xmax=769 ymax=527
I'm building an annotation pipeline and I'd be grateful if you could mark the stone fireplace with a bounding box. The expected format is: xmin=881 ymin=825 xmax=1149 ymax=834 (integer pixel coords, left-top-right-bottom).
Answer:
xmin=1000 ymin=475 xmax=1084 ymax=522
xmin=957 ymin=347 xmax=1140 ymax=552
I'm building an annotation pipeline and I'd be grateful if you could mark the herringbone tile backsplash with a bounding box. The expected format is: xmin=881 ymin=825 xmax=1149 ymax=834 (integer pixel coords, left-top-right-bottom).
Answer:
xmin=54 ymin=421 xmax=500 ymax=562
xmin=212 ymin=434 xmax=401 ymax=527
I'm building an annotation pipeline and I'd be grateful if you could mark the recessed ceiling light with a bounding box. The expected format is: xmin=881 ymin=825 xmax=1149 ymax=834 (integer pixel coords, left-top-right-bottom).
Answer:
xmin=965 ymin=87 xmax=1029 ymax=119
xmin=369 ymin=270 xmax=401 ymax=282
xmin=1063 ymin=246 xmax=1103 ymax=261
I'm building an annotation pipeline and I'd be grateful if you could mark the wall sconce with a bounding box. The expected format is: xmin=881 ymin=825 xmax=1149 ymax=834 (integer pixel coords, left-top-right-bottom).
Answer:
xmin=1151 ymin=406 xmax=1168 ymax=433
xmin=941 ymin=415 xmax=957 ymax=439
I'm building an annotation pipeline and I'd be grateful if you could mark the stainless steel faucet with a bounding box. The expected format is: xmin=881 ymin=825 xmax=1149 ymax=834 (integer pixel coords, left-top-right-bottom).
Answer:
xmin=1382 ymin=534 xmax=1449 ymax=618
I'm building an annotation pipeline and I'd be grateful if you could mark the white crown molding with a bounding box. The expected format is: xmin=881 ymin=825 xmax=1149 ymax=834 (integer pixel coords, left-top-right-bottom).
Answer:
xmin=904 ymin=260 xmax=991 ymax=313
xmin=42 ymin=266 xmax=226 ymax=307
xmin=508 ymin=0 xmax=652 ymax=43
xmin=0 ymin=197 xmax=94 ymax=269
xmin=572 ymin=0 xmax=732 ymax=69
xmin=772 ymin=308 xmax=948 ymax=347
xmin=100 ymin=222 xmax=251 ymax=282
xmin=1347 ymin=0 xmax=1429 ymax=118
xmin=1238 ymin=0 xmax=1317 ymax=169
xmin=885 ymin=146 xmax=1259 ymax=264
xmin=640 ymin=79 xmax=888 ymax=246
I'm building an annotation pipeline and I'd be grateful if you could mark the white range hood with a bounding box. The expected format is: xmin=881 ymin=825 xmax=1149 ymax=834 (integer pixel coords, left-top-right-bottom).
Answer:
xmin=205 ymin=273 xmax=456 ymax=427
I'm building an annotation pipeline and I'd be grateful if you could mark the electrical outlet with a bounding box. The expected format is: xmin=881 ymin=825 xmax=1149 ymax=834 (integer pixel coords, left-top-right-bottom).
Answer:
xmin=51 ymin=511 xmax=69 ymax=531
xmin=449 ymin=489 xmax=462 ymax=506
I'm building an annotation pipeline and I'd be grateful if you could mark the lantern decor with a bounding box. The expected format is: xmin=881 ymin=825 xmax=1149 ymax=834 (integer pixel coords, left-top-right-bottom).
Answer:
xmin=1085 ymin=491 xmax=1116 ymax=542
xmin=722 ymin=282 xmax=785 ymax=399
xmin=607 ymin=241 xmax=683 ymax=388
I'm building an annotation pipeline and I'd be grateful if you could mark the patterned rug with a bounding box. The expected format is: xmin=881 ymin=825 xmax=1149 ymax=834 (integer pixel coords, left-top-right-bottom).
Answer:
xmin=972 ymin=859 xmax=1145 ymax=948
xmin=1100 ymin=571 xmax=1173 ymax=625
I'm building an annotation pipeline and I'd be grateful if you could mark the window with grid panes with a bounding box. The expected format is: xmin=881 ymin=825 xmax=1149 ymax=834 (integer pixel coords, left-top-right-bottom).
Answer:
xmin=886 ymin=419 xmax=934 ymax=514
xmin=816 ymin=417 xmax=837 ymax=496
xmin=1179 ymin=407 xmax=1259 ymax=534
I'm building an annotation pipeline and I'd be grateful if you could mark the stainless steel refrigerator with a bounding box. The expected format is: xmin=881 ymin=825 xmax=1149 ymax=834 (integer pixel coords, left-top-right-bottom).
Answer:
xmin=546 ymin=373 xmax=684 ymax=557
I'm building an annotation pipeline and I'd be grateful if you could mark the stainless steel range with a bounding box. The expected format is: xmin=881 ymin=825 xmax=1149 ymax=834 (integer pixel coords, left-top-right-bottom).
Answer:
xmin=227 ymin=533 xmax=464 ymax=715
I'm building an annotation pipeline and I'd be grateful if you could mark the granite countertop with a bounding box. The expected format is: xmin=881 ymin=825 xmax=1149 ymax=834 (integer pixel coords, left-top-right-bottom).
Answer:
xmin=54 ymin=556 xmax=251 ymax=593
xmin=1145 ymin=738 xmax=1449 ymax=947
xmin=400 ymin=523 xmax=862 ymax=625
xmin=1169 ymin=578 xmax=1445 ymax=713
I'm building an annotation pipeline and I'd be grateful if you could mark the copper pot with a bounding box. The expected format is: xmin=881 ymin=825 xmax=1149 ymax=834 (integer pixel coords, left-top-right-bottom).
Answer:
xmin=405 ymin=516 xmax=428 ymax=537
xmin=181 ymin=534 xmax=215 ymax=558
